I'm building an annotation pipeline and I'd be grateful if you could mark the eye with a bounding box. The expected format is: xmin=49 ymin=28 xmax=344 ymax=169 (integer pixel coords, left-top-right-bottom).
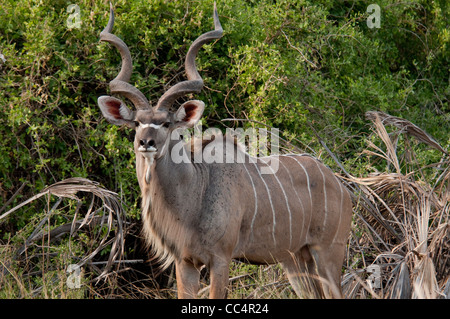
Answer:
xmin=163 ymin=122 xmax=171 ymax=128
xmin=134 ymin=121 xmax=140 ymax=127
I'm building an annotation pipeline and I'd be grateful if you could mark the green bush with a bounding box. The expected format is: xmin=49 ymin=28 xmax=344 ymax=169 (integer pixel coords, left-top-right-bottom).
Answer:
xmin=1 ymin=0 xmax=448 ymax=203
xmin=0 ymin=0 xmax=448 ymax=297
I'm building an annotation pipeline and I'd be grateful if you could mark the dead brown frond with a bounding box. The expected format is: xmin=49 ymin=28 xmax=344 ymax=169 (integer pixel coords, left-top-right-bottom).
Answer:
xmin=42 ymin=178 xmax=126 ymax=277
xmin=365 ymin=111 xmax=449 ymax=156
xmin=343 ymin=111 xmax=449 ymax=299
xmin=0 ymin=178 xmax=128 ymax=297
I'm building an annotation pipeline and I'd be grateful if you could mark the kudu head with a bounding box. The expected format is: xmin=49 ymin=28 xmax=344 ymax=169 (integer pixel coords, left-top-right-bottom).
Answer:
xmin=98 ymin=4 xmax=223 ymax=183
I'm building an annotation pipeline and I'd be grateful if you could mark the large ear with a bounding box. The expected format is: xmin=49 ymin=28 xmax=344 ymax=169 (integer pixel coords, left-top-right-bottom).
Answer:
xmin=173 ymin=100 xmax=205 ymax=128
xmin=98 ymin=96 xmax=135 ymax=127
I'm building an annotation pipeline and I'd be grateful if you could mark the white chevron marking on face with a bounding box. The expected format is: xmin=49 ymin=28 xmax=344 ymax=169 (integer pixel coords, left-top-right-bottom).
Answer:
xmin=139 ymin=123 xmax=163 ymax=129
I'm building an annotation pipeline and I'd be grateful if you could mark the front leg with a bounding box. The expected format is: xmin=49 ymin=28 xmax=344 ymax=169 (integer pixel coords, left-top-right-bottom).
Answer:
xmin=176 ymin=259 xmax=200 ymax=299
xmin=209 ymin=258 xmax=230 ymax=299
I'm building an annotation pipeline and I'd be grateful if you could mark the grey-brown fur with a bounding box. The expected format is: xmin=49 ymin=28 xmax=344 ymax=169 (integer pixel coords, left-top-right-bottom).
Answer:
xmin=97 ymin=4 xmax=352 ymax=298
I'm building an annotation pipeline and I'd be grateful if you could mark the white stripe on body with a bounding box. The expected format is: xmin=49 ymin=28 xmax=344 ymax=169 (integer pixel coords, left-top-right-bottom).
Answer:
xmin=252 ymin=161 xmax=277 ymax=247
xmin=242 ymin=162 xmax=258 ymax=242
xmin=277 ymin=158 xmax=306 ymax=248
xmin=314 ymin=161 xmax=328 ymax=240
xmin=260 ymin=157 xmax=293 ymax=249
xmin=331 ymin=177 xmax=345 ymax=244
xmin=285 ymin=155 xmax=313 ymax=241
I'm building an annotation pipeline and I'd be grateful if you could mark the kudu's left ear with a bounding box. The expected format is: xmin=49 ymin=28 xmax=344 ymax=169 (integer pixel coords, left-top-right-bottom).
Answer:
xmin=174 ymin=100 xmax=205 ymax=128
xmin=98 ymin=96 xmax=136 ymax=128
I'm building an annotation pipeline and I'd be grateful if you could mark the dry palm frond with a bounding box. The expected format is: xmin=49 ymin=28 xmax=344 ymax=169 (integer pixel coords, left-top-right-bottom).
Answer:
xmin=343 ymin=111 xmax=449 ymax=299
xmin=365 ymin=111 xmax=448 ymax=155
xmin=1 ymin=177 xmax=127 ymax=285
xmin=428 ymin=222 xmax=450 ymax=282
xmin=443 ymin=278 xmax=450 ymax=299
xmin=412 ymin=256 xmax=439 ymax=299
xmin=365 ymin=112 xmax=401 ymax=173
xmin=389 ymin=261 xmax=411 ymax=299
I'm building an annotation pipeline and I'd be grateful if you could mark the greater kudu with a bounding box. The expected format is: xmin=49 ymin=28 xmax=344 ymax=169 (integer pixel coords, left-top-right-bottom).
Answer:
xmin=97 ymin=4 xmax=352 ymax=298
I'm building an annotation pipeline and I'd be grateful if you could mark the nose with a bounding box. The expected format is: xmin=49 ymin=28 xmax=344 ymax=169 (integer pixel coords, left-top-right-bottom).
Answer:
xmin=139 ymin=139 xmax=156 ymax=149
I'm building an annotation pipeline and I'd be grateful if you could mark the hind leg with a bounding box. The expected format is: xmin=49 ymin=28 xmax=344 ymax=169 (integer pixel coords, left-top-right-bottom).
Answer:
xmin=282 ymin=246 xmax=323 ymax=298
xmin=310 ymin=243 xmax=346 ymax=299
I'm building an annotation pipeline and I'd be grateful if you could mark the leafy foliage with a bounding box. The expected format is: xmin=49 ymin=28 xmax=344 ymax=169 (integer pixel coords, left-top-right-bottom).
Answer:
xmin=0 ymin=0 xmax=448 ymax=298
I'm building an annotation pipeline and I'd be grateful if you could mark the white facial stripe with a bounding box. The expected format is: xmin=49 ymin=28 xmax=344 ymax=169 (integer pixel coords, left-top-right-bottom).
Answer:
xmin=139 ymin=123 xmax=163 ymax=129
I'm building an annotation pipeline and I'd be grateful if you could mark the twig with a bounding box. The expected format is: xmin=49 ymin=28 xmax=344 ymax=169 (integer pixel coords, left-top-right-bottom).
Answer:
xmin=281 ymin=29 xmax=318 ymax=69
xmin=16 ymin=197 xmax=64 ymax=256
xmin=0 ymin=182 xmax=27 ymax=215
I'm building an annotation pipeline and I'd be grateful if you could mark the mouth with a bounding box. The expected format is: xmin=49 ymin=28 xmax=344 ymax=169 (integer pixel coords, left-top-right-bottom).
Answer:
xmin=138 ymin=146 xmax=157 ymax=158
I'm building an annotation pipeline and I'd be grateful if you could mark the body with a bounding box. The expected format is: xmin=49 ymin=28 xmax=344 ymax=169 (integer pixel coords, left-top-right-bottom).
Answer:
xmin=138 ymin=136 xmax=352 ymax=298
xmin=97 ymin=4 xmax=352 ymax=298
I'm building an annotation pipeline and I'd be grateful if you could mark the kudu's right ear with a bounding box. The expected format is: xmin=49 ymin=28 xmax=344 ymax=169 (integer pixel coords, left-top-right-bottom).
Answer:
xmin=98 ymin=96 xmax=136 ymax=128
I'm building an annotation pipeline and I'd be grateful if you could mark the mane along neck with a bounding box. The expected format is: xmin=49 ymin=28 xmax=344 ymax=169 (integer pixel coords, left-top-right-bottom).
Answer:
xmin=139 ymin=138 xmax=202 ymax=269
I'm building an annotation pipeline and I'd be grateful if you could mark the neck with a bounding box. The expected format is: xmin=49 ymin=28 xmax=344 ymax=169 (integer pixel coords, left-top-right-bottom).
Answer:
xmin=138 ymin=137 xmax=208 ymax=267
xmin=154 ymin=138 xmax=196 ymax=187
xmin=138 ymin=136 xmax=207 ymax=211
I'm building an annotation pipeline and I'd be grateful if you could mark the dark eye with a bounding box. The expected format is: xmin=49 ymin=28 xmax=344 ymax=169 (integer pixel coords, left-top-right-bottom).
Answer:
xmin=163 ymin=122 xmax=171 ymax=128
xmin=134 ymin=121 xmax=140 ymax=127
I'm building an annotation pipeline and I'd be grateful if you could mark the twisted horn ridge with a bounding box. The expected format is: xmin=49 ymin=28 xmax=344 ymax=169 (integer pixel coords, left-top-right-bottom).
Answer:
xmin=154 ymin=3 xmax=223 ymax=111
xmin=100 ymin=3 xmax=151 ymax=110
